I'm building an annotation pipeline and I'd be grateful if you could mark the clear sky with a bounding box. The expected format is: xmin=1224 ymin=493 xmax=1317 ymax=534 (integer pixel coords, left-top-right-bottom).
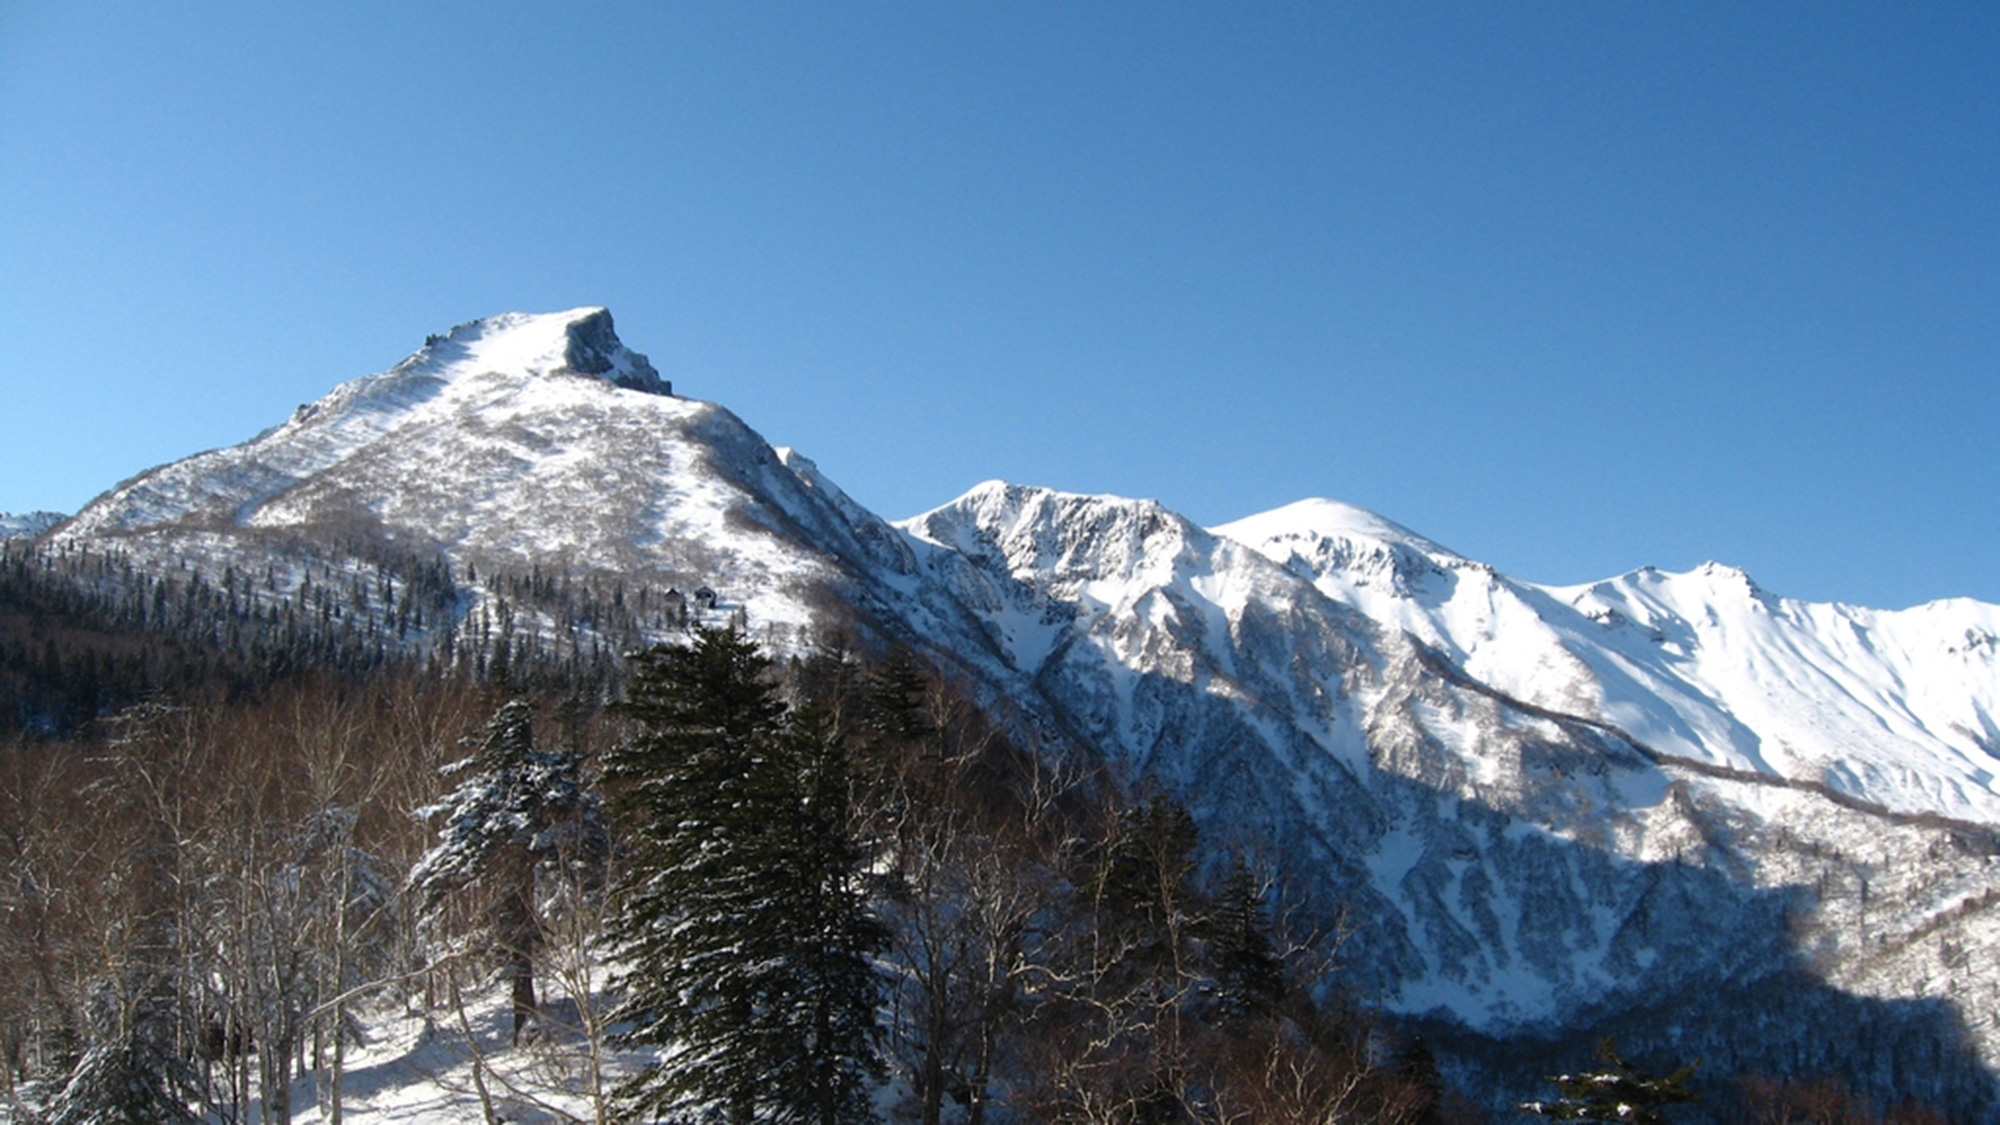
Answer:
xmin=2 ymin=2 xmax=1993 ymax=609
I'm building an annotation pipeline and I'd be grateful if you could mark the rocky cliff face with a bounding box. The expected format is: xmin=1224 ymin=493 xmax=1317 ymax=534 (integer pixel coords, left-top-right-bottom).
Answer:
xmin=42 ymin=309 xmax=2000 ymax=1113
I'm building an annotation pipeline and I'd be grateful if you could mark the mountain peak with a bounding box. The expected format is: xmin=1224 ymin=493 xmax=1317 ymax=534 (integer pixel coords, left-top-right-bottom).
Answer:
xmin=912 ymin=480 xmax=1190 ymax=535
xmin=412 ymin=307 xmax=670 ymax=395
xmin=1211 ymin=497 xmax=1460 ymax=562
xmin=1679 ymin=559 xmax=1770 ymax=602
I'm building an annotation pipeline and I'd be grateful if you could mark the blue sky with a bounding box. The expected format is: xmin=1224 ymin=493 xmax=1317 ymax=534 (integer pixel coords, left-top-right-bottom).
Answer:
xmin=2 ymin=2 xmax=1993 ymax=608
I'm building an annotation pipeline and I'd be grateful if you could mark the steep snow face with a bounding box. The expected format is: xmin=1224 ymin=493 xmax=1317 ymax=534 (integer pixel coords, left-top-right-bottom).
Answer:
xmin=901 ymin=485 xmax=1715 ymax=1029
xmin=1210 ymin=499 xmax=1564 ymax=698
xmin=901 ymin=483 xmax=1381 ymax=773
xmin=1216 ymin=500 xmax=2000 ymax=823
xmin=1214 ymin=497 xmax=1464 ymax=571
xmin=1549 ymin=566 xmax=2000 ymax=819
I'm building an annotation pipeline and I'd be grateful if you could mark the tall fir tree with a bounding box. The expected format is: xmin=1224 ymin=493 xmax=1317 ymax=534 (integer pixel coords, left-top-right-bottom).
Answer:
xmin=603 ymin=627 xmax=885 ymax=1124
xmin=860 ymin=646 xmax=931 ymax=750
xmin=1393 ymin=1036 xmax=1447 ymax=1125
xmin=759 ymin=704 xmax=889 ymax=1124
xmin=1206 ymin=858 xmax=1284 ymax=1025
xmin=409 ymin=697 xmax=602 ymax=1042
xmin=1088 ymin=793 xmax=1200 ymax=954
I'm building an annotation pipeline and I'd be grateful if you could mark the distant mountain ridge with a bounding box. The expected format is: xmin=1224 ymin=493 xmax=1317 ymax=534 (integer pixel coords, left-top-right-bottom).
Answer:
xmin=0 ymin=511 xmax=64 ymax=539
xmin=30 ymin=308 xmax=2000 ymax=1113
xmin=1215 ymin=497 xmax=2000 ymax=825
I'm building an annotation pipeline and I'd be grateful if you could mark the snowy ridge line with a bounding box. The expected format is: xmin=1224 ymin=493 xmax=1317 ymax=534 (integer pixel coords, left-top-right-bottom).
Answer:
xmin=1408 ymin=641 xmax=2000 ymax=843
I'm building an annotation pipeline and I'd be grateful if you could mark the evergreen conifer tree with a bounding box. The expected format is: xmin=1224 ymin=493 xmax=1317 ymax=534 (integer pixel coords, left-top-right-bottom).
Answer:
xmin=1394 ymin=1035 xmax=1447 ymax=1125
xmin=861 ymin=646 xmax=931 ymax=749
xmin=409 ymin=697 xmax=602 ymax=1042
xmin=759 ymin=704 xmax=889 ymax=1123
xmin=45 ymin=1032 xmax=198 ymax=1125
xmin=603 ymin=627 xmax=885 ymax=1124
xmin=1207 ymin=858 xmax=1283 ymax=1024
xmin=1089 ymin=793 xmax=1200 ymax=956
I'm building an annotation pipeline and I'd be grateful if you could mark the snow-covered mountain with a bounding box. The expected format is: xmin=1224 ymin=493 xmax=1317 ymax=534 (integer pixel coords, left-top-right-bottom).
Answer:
xmin=50 ymin=309 xmax=934 ymax=652
xmin=0 ymin=510 xmax=64 ymax=539
xmin=42 ymin=308 xmax=2000 ymax=1109
xmin=880 ymin=480 xmax=2000 ymax=1111
xmin=1214 ymin=497 xmax=2000 ymax=824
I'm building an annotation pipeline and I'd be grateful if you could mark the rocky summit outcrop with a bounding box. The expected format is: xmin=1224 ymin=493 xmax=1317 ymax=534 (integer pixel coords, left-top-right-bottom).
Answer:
xmin=559 ymin=307 xmax=670 ymax=394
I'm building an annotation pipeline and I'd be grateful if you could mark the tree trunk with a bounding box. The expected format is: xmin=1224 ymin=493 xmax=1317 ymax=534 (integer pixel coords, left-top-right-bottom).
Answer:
xmin=263 ymin=1026 xmax=295 ymax=1125
xmin=920 ymin=1045 xmax=946 ymax=1125
xmin=510 ymin=962 xmax=538 ymax=1045
xmin=501 ymin=855 xmax=539 ymax=1044
xmin=330 ymin=1004 xmax=345 ymax=1125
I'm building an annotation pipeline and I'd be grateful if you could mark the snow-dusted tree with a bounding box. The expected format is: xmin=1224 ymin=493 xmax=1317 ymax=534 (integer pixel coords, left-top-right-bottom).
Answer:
xmin=198 ymin=799 xmax=396 ymax=1125
xmin=855 ymin=658 xmax=1078 ymax=1125
xmin=409 ymin=697 xmax=602 ymax=1044
xmin=1088 ymin=793 xmax=1200 ymax=954
xmin=764 ymin=704 xmax=889 ymax=1124
xmin=1393 ymin=1035 xmax=1448 ymax=1125
xmin=876 ymin=754 xmax=1066 ymax=1125
xmin=43 ymin=1028 xmax=197 ymax=1125
xmin=175 ymin=681 xmax=411 ymax=1125
xmin=1520 ymin=1038 xmax=1699 ymax=1124
xmin=603 ymin=627 xmax=885 ymax=1124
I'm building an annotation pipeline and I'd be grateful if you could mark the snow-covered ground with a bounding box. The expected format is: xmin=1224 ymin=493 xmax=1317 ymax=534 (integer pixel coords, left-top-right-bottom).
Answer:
xmin=276 ymin=981 xmax=629 ymax=1125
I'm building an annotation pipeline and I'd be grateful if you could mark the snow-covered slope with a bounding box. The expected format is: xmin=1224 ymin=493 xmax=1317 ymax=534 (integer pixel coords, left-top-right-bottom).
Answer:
xmin=1215 ymin=500 xmax=2000 ymax=823
xmin=901 ymin=483 xmax=2000 ymax=1107
xmin=51 ymin=308 xmax=921 ymax=645
xmin=42 ymin=310 xmax=2000 ymax=1111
